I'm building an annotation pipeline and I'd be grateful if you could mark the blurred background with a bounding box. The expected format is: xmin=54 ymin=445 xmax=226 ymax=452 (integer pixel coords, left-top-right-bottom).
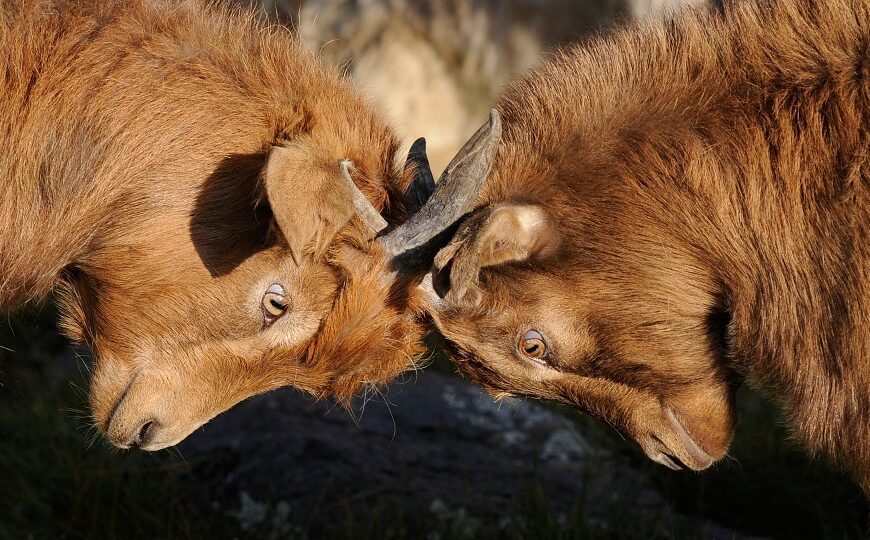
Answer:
xmin=242 ymin=0 xmax=705 ymax=172
xmin=2 ymin=1 xmax=868 ymax=538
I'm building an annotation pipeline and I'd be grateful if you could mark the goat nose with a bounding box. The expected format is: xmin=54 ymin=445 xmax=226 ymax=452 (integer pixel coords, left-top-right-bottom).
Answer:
xmin=130 ymin=420 xmax=156 ymax=448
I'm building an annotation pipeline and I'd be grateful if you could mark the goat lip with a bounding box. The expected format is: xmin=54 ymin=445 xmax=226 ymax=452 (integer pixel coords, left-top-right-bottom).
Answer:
xmin=138 ymin=439 xmax=172 ymax=452
xmin=651 ymin=452 xmax=684 ymax=471
xmin=663 ymin=404 xmax=714 ymax=470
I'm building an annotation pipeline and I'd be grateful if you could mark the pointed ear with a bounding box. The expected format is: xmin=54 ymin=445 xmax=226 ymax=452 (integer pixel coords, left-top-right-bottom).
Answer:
xmin=263 ymin=144 xmax=359 ymax=264
xmin=433 ymin=204 xmax=558 ymax=308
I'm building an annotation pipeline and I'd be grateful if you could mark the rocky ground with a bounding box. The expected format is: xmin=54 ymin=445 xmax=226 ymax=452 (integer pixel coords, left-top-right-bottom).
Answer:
xmin=180 ymin=369 xmax=761 ymax=538
xmin=8 ymin=311 xmax=861 ymax=538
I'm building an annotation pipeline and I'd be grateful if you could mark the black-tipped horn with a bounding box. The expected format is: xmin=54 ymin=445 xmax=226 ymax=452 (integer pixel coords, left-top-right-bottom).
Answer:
xmin=403 ymin=138 xmax=437 ymax=215
xmin=381 ymin=109 xmax=502 ymax=268
xmin=333 ymin=109 xmax=501 ymax=278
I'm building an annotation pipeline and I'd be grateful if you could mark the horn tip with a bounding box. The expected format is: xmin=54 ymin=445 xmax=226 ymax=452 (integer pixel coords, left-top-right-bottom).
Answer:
xmin=488 ymin=109 xmax=502 ymax=134
xmin=411 ymin=137 xmax=427 ymax=151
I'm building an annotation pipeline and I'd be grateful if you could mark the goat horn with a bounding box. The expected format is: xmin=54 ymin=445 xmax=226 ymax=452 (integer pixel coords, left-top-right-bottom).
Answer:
xmin=339 ymin=159 xmax=388 ymax=234
xmin=403 ymin=137 xmax=437 ymax=215
xmin=338 ymin=135 xmax=439 ymax=237
xmin=382 ymin=108 xmax=501 ymax=269
xmin=336 ymin=109 xmax=500 ymax=285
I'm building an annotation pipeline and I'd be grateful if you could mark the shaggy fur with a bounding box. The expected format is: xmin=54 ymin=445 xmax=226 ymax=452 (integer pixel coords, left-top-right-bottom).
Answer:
xmin=426 ymin=0 xmax=870 ymax=491
xmin=0 ymin=0 xmax=424 ymax=449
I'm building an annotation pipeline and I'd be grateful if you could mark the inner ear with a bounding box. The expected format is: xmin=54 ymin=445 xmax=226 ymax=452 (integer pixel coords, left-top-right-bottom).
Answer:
xmin=263 ymin=143 xmax=361 ymax=264
xmin=433 ymin=204 xmax=559 ymax=307
xmin=475 ymin=205 xmax=558 ymax=268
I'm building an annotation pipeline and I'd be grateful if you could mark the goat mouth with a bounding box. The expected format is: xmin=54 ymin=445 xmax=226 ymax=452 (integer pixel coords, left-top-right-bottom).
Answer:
xmin=643 ymin=406 xmax=714 ymax=471
xmin=651 ymin=450 xmax=690 ymax=471
xmin=103 ymin=372 xmax=139 ymax=433
xmin=664 ymin=404 xmax=714 ymax=470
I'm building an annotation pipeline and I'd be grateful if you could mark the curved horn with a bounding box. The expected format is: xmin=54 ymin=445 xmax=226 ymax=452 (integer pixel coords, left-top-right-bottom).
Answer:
xmin=380 ymin=109 xmax=501 ymax=265
xmin=338 ymin=136 xmax=438 ymax=237
xmin=339 ymin=159 xmax=388 ymax=234
xmin=334 ymin=109 xmax=500 ymax=280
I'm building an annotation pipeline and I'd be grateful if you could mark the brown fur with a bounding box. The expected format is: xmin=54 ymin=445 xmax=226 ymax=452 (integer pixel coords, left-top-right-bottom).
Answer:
xmin=426 ymin=0 xmax=870 ymax=491
xmin=0 ymin=0 xmax=424 ymax=449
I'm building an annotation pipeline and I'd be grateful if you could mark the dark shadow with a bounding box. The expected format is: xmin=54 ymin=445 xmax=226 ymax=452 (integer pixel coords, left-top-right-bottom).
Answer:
xmin=190 ymin=152 xmax=275 ymax=277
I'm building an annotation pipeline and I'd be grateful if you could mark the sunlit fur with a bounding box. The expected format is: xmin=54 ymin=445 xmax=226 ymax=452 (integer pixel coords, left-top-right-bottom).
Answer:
xmin=0 ymin=0 xmax=424 ymax=449
xmin=428 ymin=0 xmax=870 ymax=490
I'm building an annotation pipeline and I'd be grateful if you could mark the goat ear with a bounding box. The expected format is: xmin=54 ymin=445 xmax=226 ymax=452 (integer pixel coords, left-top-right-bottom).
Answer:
xmin=263 ymin=144 xmax=358 ymax=264
xmin=433 ymin=204 xmax=558 ymax=308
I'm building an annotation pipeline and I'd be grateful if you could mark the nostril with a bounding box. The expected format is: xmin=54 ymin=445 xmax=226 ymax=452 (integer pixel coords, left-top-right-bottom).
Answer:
xmin=131 ymin=420 xmax=155 ymax=448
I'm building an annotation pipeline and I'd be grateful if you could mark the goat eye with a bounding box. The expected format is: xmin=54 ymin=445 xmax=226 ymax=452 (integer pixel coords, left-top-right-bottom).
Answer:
xmin=262 ymin=284 xmax=289 ymax=324
xmin=519 ymin=329 xmax=547 ymax=360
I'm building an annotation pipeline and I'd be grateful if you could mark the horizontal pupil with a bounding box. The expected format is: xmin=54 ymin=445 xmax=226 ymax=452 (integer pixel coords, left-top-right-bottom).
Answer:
xmin=269 ymin=298 xmax=286 ymax=310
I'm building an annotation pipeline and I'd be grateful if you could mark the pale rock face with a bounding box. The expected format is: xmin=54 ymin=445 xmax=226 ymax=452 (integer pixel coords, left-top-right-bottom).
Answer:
xmin=629 ymin=0 xmax=708 ymax=18
xmin=343 ymin=28 xmax=476 ymax=173
xmin=241 ymin=0 xmax=707 ymax=172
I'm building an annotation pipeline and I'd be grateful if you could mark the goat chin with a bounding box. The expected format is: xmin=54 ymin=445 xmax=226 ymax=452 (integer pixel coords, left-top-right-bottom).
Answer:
xmin=638 ymin=405 xmax=717 ymax=472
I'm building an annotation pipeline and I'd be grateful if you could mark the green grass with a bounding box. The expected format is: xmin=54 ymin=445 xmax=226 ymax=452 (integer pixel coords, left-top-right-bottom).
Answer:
xmin=1 ymin=304 xmax=867 ymax=538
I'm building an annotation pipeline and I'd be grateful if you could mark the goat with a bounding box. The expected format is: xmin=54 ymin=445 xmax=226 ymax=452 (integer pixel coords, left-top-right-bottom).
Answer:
xmin=0 ymin=0 xmax=488 ymax=450
xmin=351 ymin=0 xmax=870 ymax=493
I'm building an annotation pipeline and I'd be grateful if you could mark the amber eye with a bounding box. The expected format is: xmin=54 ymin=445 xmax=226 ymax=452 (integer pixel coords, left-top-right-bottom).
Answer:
xmin=262 ymin=284 xmax=289 ymax=325
xmin=519 ymin=330 xmax=548 ymax=361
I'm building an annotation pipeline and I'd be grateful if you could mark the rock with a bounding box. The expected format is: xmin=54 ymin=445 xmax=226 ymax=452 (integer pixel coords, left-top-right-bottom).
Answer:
xmin=180 ymin=369 xmax=761 ymax=538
